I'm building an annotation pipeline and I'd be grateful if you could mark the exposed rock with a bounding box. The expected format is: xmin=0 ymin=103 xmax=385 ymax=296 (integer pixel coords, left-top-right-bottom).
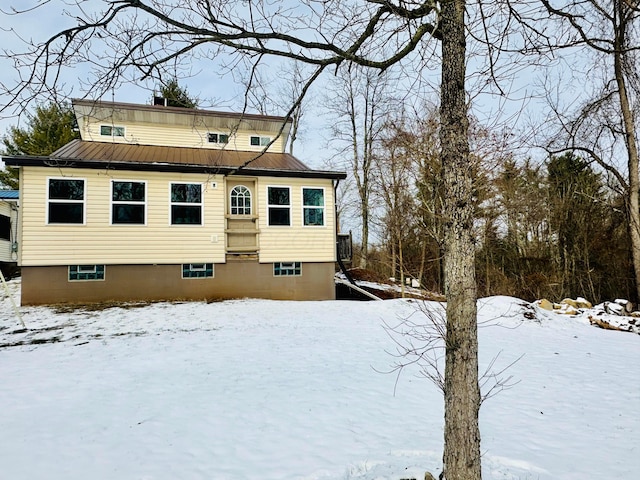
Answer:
xmin=536 ymin=298 xmax=554 ymax=311
xmin=562 ymin=298 xmax=579 ymax=309
xmin=558 ymin=304 xmax=579 ymax=316
xmin=424 ymin=473 xmax=437 ymax=480
xmin=575 ymin=297 xmax=593 ymax=309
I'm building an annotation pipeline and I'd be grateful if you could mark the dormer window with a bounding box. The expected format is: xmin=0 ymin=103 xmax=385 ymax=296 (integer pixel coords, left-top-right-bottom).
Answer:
xmin=100 ymin=125 xmax=125 ymax=137
xmin=208 ymin=133 xmax=229 ymax=144
xmin=250 ymin=135 xmax=271 ymax=146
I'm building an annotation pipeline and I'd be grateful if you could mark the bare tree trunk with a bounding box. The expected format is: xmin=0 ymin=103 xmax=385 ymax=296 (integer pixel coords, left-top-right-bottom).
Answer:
xmin=361 ymin=205 xmax=369 ymax=268
xmin=391 ymin=240 xmax=397 ymax=280
xmin=440 ymin=1 xmax=482 ymax=479
xmin=419 ymin=238 xmax=427 ymax=290
xmin=613 ymin=7 xmax=640 ymax=302
xmin=399 ymin=234 xmax=405 ymax=298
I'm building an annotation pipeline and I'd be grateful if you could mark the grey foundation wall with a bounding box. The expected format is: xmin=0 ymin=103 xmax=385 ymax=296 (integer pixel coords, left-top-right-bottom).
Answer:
xmin=20 ymin=262 xmax=336 ymax=305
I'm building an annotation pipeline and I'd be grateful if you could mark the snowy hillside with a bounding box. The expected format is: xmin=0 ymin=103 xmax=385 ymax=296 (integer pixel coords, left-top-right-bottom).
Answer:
xmin=1 ymin=278 xmax=639 ymax=480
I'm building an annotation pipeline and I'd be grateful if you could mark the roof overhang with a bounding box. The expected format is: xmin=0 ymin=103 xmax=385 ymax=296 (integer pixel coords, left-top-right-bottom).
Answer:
xmin=3 ymin=156 xmax=346 ymax=180
xmin=3 ymin=142 xmax=347 ymax=181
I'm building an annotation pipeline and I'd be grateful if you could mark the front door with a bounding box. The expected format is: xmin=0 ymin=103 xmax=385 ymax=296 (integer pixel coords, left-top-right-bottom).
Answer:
xmin=225 ymin=179 xmax=259 ymax=254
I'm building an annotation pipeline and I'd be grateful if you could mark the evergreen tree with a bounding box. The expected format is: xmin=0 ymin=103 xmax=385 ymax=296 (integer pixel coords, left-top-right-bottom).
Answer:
xmin=547 ymin=152 xmax=607 ymax=300
xmin=158 ymin=78 xmax=198 ymax=108
xmin=1 ymin=102 xmax=79 ymax=189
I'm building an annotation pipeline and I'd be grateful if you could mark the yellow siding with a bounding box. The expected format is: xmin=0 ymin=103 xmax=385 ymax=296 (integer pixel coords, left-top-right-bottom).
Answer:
xmin=256 ymin=177 xmax=337 ymax=263
xmin=0 ymin=201 xmax=17 ymax=263
xmin=0 ymin=202 xmax=10 ymax=219
xmin=82 ymin=121 xmax=286 ymax=153
xmin=19 ymin=168 xmax=337 ymax=266
xmin=20 ymin=167 xmax=227 ymax=266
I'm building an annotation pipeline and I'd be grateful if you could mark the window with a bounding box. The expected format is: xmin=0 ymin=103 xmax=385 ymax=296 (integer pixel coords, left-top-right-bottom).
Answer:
xmin=0 ymin=214 xmax=10 ymax=240
xmin=230 ymin=185 xmax=251 ymax=215
xmin=250 ymin=135 xmax=271 ymax=146
xmin=303 ymin=187 xmax=325 ymax=226
xmin=69 ymin=265 xmax=105 ymax=281
xmin=208 ymin=133 xmax=229 ymax=144
xmin=111 ymin=181 xmax=146 ymax=224
xmin=171 ymin=183 xmax=203 ymax=225
xmin=48 ymin=178 xmax=85 ymax=224
xmin=100 ymin=125 xmax=125 ymax=137
xmin=267 ymin=186 xmax=291 ymax=226
xmin=274 ymin=262 xmax=301 ymax=276
xmin=182 ymin=263 xmax=214 ymax=278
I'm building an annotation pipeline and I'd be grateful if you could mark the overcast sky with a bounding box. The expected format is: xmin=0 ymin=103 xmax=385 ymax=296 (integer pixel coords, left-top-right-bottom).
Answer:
xmin=0 ymin=1 xmax=575 ymax=172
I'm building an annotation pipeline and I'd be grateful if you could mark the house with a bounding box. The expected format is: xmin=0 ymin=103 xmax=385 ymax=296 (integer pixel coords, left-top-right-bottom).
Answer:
xmin=0 ymin=189 xmax=19 ymax=277
xmin=2 ymin=99 xmax=346 ymax=305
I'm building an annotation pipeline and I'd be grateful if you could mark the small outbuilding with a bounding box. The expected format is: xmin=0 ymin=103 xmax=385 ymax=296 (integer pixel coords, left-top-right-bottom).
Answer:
xmin=0 ymin=189 xmax=19 ymax=278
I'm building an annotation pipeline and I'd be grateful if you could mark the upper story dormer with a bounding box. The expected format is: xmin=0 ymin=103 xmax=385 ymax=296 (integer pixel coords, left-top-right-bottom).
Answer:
xmin=72 ymin=99 xmax=293 ymax=153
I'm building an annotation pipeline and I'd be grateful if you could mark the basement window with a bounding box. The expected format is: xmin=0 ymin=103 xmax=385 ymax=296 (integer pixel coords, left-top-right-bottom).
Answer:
xmin=250 ymin=135 xmax=270 ymax=146
xmin=274 ymin=262 xmax=301 ymax=277
xmin=182 ymin=263 xmax=214 ymax=279
xmin=100 ymin=125 xmax=125 ymax=137
xmin=69 ymin=265 xmax=105 ymax=281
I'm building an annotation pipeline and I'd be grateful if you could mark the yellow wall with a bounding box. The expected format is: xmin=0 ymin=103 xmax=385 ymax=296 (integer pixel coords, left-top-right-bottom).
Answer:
xmin=82 ymin=120 xmax=287 ymax=153
xmin=0 ymin=200 xmax=18 ymax=263
xmin=255 ymin=177 xmax=337 ymax=263
xmin=20 ymin=167 xmax=226 ymax=266
xmin=18 ymin=167 xmax=336 ymax=266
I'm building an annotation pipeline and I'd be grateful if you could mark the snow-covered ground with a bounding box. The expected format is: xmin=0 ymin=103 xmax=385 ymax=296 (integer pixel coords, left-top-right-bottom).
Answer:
xmin=1 ymin=278 xmax=639 ymax=479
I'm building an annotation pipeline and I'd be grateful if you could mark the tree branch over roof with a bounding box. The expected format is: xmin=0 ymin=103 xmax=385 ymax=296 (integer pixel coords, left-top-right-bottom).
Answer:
xmin=0 ymin=0 xmax=442 ymax=115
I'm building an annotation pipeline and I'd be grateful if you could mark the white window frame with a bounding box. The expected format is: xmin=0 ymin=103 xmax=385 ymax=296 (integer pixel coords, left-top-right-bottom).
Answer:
xmin=100 ymin=125 xmax=125 ymax=137
xmin=229 ymin=185 xmax=252 ymax=216
xmin=207 ymin=132 xmax=230 ymax=144
xmin=110 ymin=179 xmax=147 ymax=225
xmin=273 ymin=262 xmax=302 ymax=277
xmin=267 ymin=185 xmax=292 ymax=227
xmin=46 ymin=177 xmax=86 ymax=225
xmin=301 ymin=187 xmax=326 ymax=227
xmin=170 ymin=182 xmax=204 ymax=226
xmin=68 ymin=264 xmax=106 ymax=282
xmin=250 ymin=135 xmax=271 ymax=146
xmin=181 ymin=263 xmax=215 ymax=279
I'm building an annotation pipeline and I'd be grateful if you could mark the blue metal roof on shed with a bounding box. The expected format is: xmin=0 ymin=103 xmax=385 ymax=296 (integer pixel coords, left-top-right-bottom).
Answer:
xmin=0 ymin=190 xmax=19 ymax=199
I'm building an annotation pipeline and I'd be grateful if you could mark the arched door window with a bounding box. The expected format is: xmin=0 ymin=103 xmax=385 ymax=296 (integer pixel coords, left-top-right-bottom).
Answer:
xmin=230 ymin=185 xmax=252 ymax=215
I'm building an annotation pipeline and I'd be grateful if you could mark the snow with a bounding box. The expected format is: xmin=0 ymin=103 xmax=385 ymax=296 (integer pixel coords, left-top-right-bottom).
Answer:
xmin=1 ymin=278 xmax=639 ymax=479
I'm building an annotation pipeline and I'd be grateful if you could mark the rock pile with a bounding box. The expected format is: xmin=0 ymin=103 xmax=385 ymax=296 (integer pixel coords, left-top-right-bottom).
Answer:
xmin=535 ymin=297 xmax=593 ymax=316
xmin=535 ymin=297 xmax=640 ymax=334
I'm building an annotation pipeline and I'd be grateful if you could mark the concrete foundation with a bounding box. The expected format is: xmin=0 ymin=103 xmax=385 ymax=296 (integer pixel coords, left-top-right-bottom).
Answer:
xmin=20 ymin=261 xmax=336 ymax=305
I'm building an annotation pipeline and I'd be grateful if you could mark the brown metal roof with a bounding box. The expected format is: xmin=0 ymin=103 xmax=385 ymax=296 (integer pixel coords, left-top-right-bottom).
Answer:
xmin=3 ymin=140 xmax=346 ymax=180
xmin=52 ymin=140 xmax=310 ymax=170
